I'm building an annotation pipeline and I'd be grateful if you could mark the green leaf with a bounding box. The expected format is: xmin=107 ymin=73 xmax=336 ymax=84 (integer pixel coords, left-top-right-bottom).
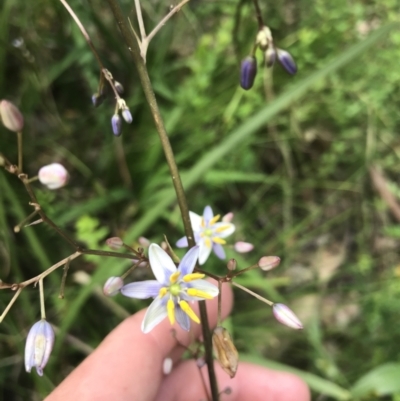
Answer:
xmin=351 ymin=363 xmax=400 ymax=397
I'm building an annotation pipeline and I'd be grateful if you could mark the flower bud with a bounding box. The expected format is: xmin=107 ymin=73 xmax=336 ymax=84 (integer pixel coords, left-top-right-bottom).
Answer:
xmin=265 ymin=47 xmax=276 ymax=68
xmin=240 ymin=56 xmax=257 ymax=90
xmin=38 ymin=163 xmax=69 ymax=190
xmin=122 ymin=108 xmax=133 ymax=124
xmin=111 ymin=114 xmax=122 ymax=136
xmin=256 ymin=26 xmax=273 ymax=51
xmin=0 ymin=100 xmax=24 ymax=132
xmin=106 ymin=236 xmax=123 ymax=250
xmin=138 ymin=236 xmax=150 ymax=248
xmin=103 ymin=276 xmax=124 ymax=296
xmin=114 ymin=81 xmax=124 ymax=95
xmin=92 ymin=93 xmax=105 ymax=108
xmin=227 ymin=258 xmax=237 ymax=271
xmin=234 ymin=241 xmax=254 ymax=253
xmin=272 ymin=303 xmax=303 ymax=330
xmin=258 ymin=256 xmax=280 ymax=271
xmin=222 ymin=212 xmax=234 ymax=223
xmin=25 ymin=319 xmax=55 ymax=376
xmin=277 ymin=48 xmax=297 ymax=75
xmin=212 ymin=326 xmax=239 ymax=378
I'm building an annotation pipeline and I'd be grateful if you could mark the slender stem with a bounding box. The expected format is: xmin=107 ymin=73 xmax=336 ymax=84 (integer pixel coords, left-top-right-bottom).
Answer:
xmin=59 ymin=258 xmax=71 ymax=299
xmin=105 ymin=1 xmax=218 ymax=398
xmin=0 ymin=287 xmax=22 ymax=323
xmin=14 ymin=209 xmax=39 ymax=233
xmin=232 ymin=281 xmax=274 ymax=306
xmin=252 ymin=0 xmax=264 ymax=29
xmin=39 ymin=278 xmax=46 ymax=319
xmin=217 ymin=281 xmax=222 ymax=326
xmin=134 ymin=0 xmax=147 ymax=41
xmin=17 ymin=131 xmax=23 ymax=172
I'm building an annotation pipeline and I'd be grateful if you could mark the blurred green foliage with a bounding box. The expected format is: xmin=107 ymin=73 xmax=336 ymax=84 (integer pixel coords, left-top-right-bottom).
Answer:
xmin=1 ymin=0 xmax=400 ymax=399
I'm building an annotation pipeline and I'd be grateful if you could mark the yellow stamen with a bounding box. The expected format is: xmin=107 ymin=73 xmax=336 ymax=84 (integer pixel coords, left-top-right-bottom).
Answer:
xmin=179 ymin=300 xmax=200 ymax=323
xmin=204 ymin=237 xmax=212 ymax=248
xmin=167 ymin=299 xmax=175 ymax=325
xmin=215 ymin=225 xmax=231 ymax=233
xmin=209 ymin=214 xmax=221 ymax=226
xmin=159 ymin=287 xmax=168 ymax=297
xmin=169 ymin=271 xmax=180 ymax=284
xmin=201 ymin=217 xmax=205 ymax=227
xmin=183 ymin=273 xmax=205 ymax=282
xmin=212 ymin=237 xmax=226 ymax=245
xmin=187 ymin=288 xmax=214 ymax=299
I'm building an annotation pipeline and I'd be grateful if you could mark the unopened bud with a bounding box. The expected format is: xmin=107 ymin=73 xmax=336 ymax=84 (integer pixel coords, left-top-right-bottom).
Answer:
xmin=92 ymin=93 xmax=105 ymax=108
xmin=106 ymin=237 xmax=123 ymax=250
xmin=227 ymin=258 xmax=237 ymax=271
xmin=256 ymin=26 xmax=273 ymax=51
xmin=222 ymin=212 xmax=234 ymax=223
xmin=114 ymin=81 xmax=124 ymax=95
xmin=277 ymin=48 xmax=297 ymax=75
xmin=138 ymin=237 xmax=150 ymax=248
xmin=240 ymin=56 xmax=257 ymax=90
xmin=265 ymin=47 xmax=276 ymax=67
xmin=111 ymin=114 xmax=122 ymax=136
xmin=212 ymin=326 xmax=239 ymax=378
xmin=163 ymin=357 xmax=173 ymax=375
xmin=272 ymin=303 xmax=303 ymax=330
xmin=38 ymin=163 xmax=69 ymax=190
xmin=258 ymin=256 xmax=280 ymax=271
xmin=122 ymin=108 xmax=133 ymax=124
xmin=25 ymin=319 xmax=55 ymax=376
xmin=234 ymin=241 xmax=254 ymax=253
xmin=103 ymin=276 xmax=124 ymax=296
xmin=0 ymin=100 xmax=24 ymax=132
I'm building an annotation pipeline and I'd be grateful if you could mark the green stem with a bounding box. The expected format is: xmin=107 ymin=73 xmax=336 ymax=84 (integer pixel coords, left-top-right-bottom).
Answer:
xmin=105 ymin=0 xmax=218 ymax=399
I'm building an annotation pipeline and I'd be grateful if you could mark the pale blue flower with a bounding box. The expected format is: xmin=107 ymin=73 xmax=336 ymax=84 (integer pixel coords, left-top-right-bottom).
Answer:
xmin=121 ymin=244 xmax=219 ymax=333
xmin=176 ymin=206 xmax=235 ymax=265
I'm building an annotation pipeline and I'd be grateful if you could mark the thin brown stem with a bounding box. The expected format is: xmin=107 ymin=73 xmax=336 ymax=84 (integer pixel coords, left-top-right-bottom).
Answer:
xmin=17 ymin=131 xmax=23 ymax=172
xmin=232 ymin=281 xmax=273 ymax=306
xmin=252 ymin=0 xmax=264 ymax=29
xmin=0 ymin=287 xmax=22 ymax=323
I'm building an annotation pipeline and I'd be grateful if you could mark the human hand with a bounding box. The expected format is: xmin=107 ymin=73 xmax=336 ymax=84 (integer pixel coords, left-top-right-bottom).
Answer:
xmin=45 ymin=283 xmax=310 ymax=401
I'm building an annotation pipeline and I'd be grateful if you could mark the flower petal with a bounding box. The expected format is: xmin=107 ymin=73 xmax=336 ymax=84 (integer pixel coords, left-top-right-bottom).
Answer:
xmin=178 ymin=246 xmax=199 ymax=276
xmin=141 ymin=297 xmax=168 ymax=333
xmin=189 ymin=279 xmax=219 ymax=298
xmin=176 ymin=236 xmax=188 ymax=248
xmin=198 ymin=241 xmax=212 ymax=265
xmin=189 ymin=211 xmax=203 ymax=231
xmin=213 ymin=223 xmax=235 ymax=238
xmin=203 ymin=206 xmax=213 ymax=224
xmin=212 ymin=243 xmax=226 ymax=260
xmin=149 ymin=244 xmax=177 ymax=284
xmin=175 ymin=305 xmax=190 ymax=331
xmin=121 ymin=281 xmax=161 ymax=299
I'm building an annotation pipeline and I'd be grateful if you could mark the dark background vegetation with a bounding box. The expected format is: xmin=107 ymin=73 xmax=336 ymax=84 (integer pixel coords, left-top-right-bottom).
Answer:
xmin=1 ymin=0 xmax=400 ymax=399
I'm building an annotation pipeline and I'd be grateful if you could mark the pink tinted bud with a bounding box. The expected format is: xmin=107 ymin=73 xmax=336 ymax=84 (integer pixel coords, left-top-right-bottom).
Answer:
xmin=25 ymin=319 xmax=55 ymax=376
xmin=0 ymin=100 xmax=24 ymax=132
xmin=138 ymin=236 xmax=150 ymax=248
xmin=163 ymin=357 xmax=173 ymax=374
xmin=234 ymin=241 xmax=254 ymax=253
xmin=38 ymin=163 xmax=69 ymax=189
xmin=227 ymin=258 xmax=237 ymax=271
xmin=103 ymin=276 xmax=124 ymax=296
xmin=272 ymin=303 xmax=303 ymax=330
xmin=222 ymin=212 xmax=234 ymax=223
xmin=106 ymin=237 xmax=123 ymax=250
xmin=258 ymin=256 xmax=280 ymax=271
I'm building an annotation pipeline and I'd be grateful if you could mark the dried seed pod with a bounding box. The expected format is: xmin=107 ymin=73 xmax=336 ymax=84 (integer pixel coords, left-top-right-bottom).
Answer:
xmin=212 ymin=326 xmax=238 ymax=378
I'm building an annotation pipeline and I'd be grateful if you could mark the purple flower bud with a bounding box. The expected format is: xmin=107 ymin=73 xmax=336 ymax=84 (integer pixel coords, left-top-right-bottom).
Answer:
xmin=103 ymin=276 xmax=124 ymax=296
xmin=38 ymin=163 xmax=69 ymax=190
xmin=114 ymin=81 xmax=124 ymax=95
xmin=265 ymin=47 xmax=276 ymax=68
xmin=277 ymin=48 xmax=297 ymax=75
xmin=258 ymin=256 xmax=281 ymax=271
xmin=111 ymin=114 xmax=122 ymax=136
xmin=0 ymin=100 xmax=24 ymax=132
xmin=92 ymin=93 xmax=104 ymax=108
xmin=273 ymin=303 xmax=303 ymax=330
xmin=106 ymin=236 xmax=123 ymax=250
xmin=25 ymin=319 xmax=55 ymax=376
xmin=240 ymin=56 xmax=257 ymax=90
xmin=122 ymin=109 xmax=133 ymax=124
xmin=234 ymin=241 xmax=254 ymax=253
